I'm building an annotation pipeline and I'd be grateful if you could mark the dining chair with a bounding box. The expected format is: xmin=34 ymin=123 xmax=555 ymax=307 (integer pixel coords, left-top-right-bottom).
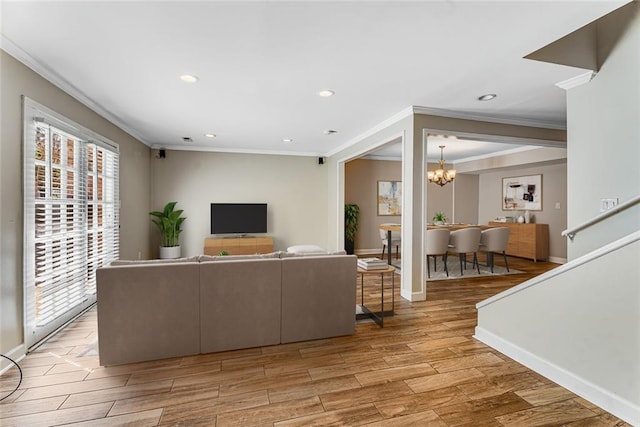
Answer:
xmin=426 ymin=228 xmax=450 ymax=278
xmin=379 ymin=225 xmax=401 ymax=259
xmin=448 ymin=228 xmax=482 ymax=275
xmin=480 ymin=227 xmax=510 ymax=273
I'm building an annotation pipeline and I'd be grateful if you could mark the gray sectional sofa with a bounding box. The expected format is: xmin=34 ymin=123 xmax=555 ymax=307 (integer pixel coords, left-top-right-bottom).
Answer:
xmin=96 ymin=252 xmax=357 ymax=366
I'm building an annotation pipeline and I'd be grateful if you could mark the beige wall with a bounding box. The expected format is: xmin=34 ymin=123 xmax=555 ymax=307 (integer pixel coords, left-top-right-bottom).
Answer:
xmin=453 ymin=173 xmax=479 ymax=225
xmin=149 ymin=149 xmax=329 ymax=256
xmin=0 ymin=51 xmax=151 ymax=359
xmin=478 ymin=162 xmax=568 ymax=261
xmin=345 ymin=159 xmax=401 ymax=253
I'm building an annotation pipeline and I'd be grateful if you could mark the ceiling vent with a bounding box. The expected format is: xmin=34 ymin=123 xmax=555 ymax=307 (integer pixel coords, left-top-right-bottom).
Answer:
xmin=182 ymin=137 xmax=193 ymax=143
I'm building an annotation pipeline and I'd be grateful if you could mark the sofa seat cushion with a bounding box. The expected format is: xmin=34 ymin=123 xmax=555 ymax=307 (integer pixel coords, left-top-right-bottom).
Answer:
xmin=198 ymin=252 xmax=282 ymax=262
xmin=110 ymin=256 xmax=199 ymax=266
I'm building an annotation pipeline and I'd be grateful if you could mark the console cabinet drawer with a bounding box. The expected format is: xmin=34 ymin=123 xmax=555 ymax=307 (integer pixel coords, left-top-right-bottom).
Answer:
xmin=204 ymin=237 xmax=274 ymax=255
xmin=488 ymin=222 xmax=549 ymax=262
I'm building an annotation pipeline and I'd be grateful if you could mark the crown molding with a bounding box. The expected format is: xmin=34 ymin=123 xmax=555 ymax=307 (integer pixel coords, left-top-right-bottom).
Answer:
xmin=323 ymin=106 xmax=414 ymax=157
xmin=151 ymin=144 xmax=320 ymax=158
xmin=555 ymin=70 xmax=596 ymax=90
xmin=453 ymin=146 xmax=544 ymax=165
xmin=360 ymin=154 xmax=402 ymax=162
xmin=412 ymin=106 xmax=567 ymax=130
xmin=1 ymin=35 xmax=150 ymax=146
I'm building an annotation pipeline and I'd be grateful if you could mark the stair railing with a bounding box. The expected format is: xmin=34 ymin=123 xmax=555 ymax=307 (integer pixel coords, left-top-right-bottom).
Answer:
xmin=562 ymin=194 xmax=640 ymax=241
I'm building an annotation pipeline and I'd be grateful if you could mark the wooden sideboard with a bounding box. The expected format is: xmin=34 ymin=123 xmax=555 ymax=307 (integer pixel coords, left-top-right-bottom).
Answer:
xmin=488 ymin=222 xmax=549 ymax=262
xmin=204 ymin=237 xmax=274 ymax=255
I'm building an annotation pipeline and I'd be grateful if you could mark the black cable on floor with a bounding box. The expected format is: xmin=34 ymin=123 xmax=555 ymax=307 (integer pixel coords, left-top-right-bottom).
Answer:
xmin=0 ymin=354 xmax=23 ymax=402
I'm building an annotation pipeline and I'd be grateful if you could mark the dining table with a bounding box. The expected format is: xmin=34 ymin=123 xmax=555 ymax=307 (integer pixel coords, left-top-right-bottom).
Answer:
xmin=378 ymin=223 xmax=498 ymax=267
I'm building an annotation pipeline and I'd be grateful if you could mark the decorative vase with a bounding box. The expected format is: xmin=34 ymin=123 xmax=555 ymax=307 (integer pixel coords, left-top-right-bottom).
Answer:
xmin=344 ymin=239 xmax=355 ymax=255
xmin=159 ymin=246 xmax=181 ymax=259
xmin=517 ymin=215 xmax=525 ymax=224
xmin=524 ymin=211 xmax=531 ymax=223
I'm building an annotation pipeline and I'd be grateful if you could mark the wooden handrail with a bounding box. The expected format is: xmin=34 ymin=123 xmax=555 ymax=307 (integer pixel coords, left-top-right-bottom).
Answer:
xmin=561 ymin=195 xmax=640 ymax=241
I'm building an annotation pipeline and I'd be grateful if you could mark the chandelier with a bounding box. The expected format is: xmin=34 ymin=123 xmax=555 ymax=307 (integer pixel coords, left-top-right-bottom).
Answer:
xmin=427 ymin=145 xmax=456 ymax=186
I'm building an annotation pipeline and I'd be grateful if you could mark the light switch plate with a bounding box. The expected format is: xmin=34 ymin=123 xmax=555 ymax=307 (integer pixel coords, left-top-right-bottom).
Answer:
xmin=600 ymin=198 xmax=619 ymax=212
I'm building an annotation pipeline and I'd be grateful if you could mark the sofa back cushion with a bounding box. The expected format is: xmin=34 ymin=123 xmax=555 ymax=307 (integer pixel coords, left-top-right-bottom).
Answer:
xmin=199 ymin=258 xmax=282 ymax=353
xmin=96 ymin=262 xmax=200 ymax=366
xmin=280 ymin=255 xmax=357 ymax=343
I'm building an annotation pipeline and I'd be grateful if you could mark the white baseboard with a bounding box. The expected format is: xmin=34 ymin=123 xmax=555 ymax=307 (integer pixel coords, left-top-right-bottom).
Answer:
xmin=548 ymin=256 xmax=567 ymax=264
xmin=1 ymin=343 xmax=27 ymax=375
xmin=474 ymin=327 xmax=640 ymax=426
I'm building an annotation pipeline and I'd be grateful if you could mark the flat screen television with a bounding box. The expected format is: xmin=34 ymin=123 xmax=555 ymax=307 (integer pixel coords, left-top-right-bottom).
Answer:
xmin=210 ymin=203 xmax=267 ymax=234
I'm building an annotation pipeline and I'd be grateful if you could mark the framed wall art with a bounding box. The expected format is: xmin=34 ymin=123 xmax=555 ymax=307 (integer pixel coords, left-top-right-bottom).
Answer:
xmin=502 ymin=174 xmax=542 ymax=211
xmin=378 ymin=180 xmax=402 ymax=215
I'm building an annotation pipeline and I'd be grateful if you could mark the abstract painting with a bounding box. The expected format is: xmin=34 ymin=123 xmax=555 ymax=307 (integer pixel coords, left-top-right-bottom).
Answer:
xmin=502 ymin=174 xmax=542 ymax=211
xmin=378 ymin=180 xmax=402 ymax=215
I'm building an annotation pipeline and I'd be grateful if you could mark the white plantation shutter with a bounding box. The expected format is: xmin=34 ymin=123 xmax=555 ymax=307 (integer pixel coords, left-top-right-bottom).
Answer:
xmin=24 ymin=98 xmax=119 ymax=348
xmin=85 ymin=143 xmax=120 ymax=293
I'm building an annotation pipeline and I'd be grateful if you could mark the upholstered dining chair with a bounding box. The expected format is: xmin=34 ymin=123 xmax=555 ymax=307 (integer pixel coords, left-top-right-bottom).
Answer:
xmin=426 ymin=228 xmax=450 ymax=278
xmin=448 ymin=228 xmax=482 ymax=275
xmin=379 ymin=225 xmax=401 ymax=259
xmin=480 ymin=227 xmax=510 ymax=273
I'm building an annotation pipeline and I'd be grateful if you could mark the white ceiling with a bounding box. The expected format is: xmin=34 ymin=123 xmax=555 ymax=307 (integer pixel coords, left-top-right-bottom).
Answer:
xmin=1 ymin=1 xmax=627 ymax=157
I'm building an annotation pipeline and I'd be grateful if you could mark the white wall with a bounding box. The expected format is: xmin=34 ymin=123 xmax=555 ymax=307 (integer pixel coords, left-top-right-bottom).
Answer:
xmin=149 ymin=149 xmax=328 ymax=256
xmin=478 ymin=162 xmax=568 ymax=261
xmin=567 ymin=3 xmax=640 ymax=259
xmin=477 ymin=237 xmax=639 ymax=424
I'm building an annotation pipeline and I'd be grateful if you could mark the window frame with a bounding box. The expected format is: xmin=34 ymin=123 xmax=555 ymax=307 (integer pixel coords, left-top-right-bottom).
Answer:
xmin=23 ymin=97 xmax=119 ymax=349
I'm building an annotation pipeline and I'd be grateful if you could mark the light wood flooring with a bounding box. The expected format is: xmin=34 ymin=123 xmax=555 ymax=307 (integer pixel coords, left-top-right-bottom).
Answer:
xmin=0 ymin=257 xmax=629 ymax=426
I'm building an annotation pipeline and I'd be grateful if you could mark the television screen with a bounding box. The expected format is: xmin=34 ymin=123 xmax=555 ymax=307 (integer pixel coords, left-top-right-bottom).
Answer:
xmin=211 ymin=203 xmax=267 ymax=234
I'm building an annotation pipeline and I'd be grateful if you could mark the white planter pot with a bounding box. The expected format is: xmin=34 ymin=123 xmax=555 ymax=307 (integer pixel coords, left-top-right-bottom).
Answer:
xmin=159 ymin=246 xmax=181 ymax=259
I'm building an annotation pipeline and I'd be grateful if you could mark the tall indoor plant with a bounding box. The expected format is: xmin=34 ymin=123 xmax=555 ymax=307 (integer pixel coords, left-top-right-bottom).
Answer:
xmin=150 ymin=201 xmax=186 ymax=259
xmin=344 ymin=204 xmax=359 ymax=255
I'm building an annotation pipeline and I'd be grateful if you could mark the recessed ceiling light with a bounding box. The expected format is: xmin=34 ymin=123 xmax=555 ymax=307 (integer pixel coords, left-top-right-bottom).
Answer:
xmin=204 ymin=133 xmax=216 ymax=138
xmin=180 ymin=74 xmax=199 ymax=83
xmin=282 ymin=138 xmax=293 ymax=143
xmin=317 ymin=90 xmax=335 ymax=97
xmin=324 ymin=129 xmax=337 ymax=135
xmin=478 ymin=93 xmax=497 ymax=101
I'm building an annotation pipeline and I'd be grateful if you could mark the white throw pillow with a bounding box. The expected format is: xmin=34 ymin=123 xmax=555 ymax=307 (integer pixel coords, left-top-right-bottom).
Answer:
xmin=286 ymin=244 xmax=327 ymax=254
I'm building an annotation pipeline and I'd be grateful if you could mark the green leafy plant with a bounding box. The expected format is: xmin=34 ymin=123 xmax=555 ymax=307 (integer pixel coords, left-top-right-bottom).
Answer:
xmin=218 ymin=250 xmax=229 ymax=256
xmin=432 ymin=211 xmax=447 ymax=223
xmin=149 ymin=201 xmax=186 ymax=247
xmin=345 ymin=204 xmax=360 ymax=241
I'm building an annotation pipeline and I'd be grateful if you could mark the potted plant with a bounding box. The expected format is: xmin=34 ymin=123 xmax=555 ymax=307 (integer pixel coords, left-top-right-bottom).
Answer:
xmin=150 ymin=201 xmax=186 ymax=259
xmin=344 ymin=204 xmax=359 ymax=255
xmin=432 ymin=211 xmax=447 ymax=225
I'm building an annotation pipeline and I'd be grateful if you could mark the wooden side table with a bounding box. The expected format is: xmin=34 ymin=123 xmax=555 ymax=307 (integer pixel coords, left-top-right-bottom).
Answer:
xmin=356 ymin=265 xmax=396 ymax=327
